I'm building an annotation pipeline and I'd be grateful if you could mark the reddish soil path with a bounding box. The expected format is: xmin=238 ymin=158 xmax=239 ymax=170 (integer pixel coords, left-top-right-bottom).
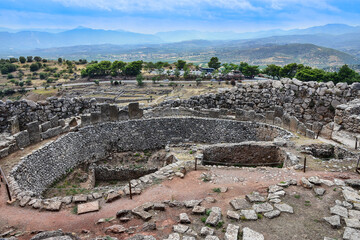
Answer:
xmin=0 ymin=168 xmax=358 ymax=239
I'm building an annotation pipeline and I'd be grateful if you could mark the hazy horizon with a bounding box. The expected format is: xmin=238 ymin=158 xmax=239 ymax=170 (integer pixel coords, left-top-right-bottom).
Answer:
xmin=1 ymin=0 xmax=360 ymax=34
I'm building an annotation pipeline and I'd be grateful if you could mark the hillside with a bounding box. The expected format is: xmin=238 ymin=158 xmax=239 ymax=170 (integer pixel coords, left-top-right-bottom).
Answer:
xmin=4 ymin=42 xmax=358 ymax=67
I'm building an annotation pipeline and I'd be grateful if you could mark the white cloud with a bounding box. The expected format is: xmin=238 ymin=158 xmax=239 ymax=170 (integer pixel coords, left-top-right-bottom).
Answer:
xmin=263 ymin=0 xmax=339 ymax=11
xmin=51 ymin=0 xmax=259 ymax=12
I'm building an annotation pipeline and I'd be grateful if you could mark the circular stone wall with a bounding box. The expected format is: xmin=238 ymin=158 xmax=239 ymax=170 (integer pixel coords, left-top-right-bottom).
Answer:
xmin=9 ymin=117 xmax=291 ymax=197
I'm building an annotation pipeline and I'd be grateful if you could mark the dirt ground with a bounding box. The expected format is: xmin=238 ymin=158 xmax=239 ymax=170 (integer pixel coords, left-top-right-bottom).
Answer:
xmin=0 ymin=167 xmax=357 ymax=240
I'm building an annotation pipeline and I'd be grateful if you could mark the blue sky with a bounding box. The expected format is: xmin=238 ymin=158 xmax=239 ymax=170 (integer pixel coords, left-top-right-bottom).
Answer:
xmin=1 ymin=0 xmax=360 ymax=33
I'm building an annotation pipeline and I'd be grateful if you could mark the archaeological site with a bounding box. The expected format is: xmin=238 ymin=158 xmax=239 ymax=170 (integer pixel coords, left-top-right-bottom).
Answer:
xmin=1 ymin=78 xmax=360 ymax=240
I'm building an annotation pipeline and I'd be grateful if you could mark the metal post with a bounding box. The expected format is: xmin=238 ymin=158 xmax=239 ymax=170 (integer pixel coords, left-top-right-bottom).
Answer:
xmin=303 ymin=157 xmax=307 ymax=173
xmin=5 ymin=184 xmax=12 ymax=202
xmin=129 ymin=181 xmax=132 ymax=200
xmin=355 ymin=137 xmax=358 ymax=150
xmin=195 ymin=158 xmax=197 ymax=171
xmin=0 ymin=167 xmax=12 ymax=202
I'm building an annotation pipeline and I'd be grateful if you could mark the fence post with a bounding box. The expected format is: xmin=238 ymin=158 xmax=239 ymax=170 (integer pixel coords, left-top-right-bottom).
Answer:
xmin=129 ymin=181 xmax=132 ymax=200
xmin=303 ymin=157 xmax=307 ymax=173
xmin=195 ymin=158 xmax=197 ymax=171
xmin=355 ymin=137 xmax=358 ymax=150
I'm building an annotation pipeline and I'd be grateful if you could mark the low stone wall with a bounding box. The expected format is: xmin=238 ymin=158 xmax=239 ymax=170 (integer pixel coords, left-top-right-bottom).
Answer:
xmin=94 ymin=165 xmax=158 ymax=182
xmin=8 ymin=117 xmax=292 ymax=198
xmin=202 ymin=142 xmax=286 ymax=167
xmin=334 ymin=99 xmax=360 ymax=133
xmin=160 ymin=79 xmax=360 ymax=124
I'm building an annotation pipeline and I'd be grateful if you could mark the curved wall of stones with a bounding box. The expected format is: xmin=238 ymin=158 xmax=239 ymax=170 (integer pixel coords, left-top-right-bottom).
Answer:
xmin=9 ymin=117 xmax=291 ymax=197
xmin=160 ymin=79 xmax=360 ymax=124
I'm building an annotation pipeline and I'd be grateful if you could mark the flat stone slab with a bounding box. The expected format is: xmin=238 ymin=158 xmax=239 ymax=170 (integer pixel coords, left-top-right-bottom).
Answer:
xmin=323 ymin=215 xmax=341 ymax=228
xmin=264 ymin=210 xmax=281 ymax=219
xmin=205 ymin=207 xmax=222 ymax=226
xmin=224 ymin=224 xmax=239 ymax=240
xmin=268 ymin=185 xmax=284 ymax=193
xmin=179 ymin=213 xmax=191 ymax=224
xmin=230 ymin=198 xmax=250 ymax=210
xmin=240 ymin=210 xmax=258 ymax=220
xmin=132 ymin=210 xmax=152 ymax=221
xmin=173 ymin=224 xmax=189 ymax=234
xmin=200 ymin=227 xmax=214 ymax=236
xmin=184 ymin=200 xmax=202 ymax=208
xmin=314 ymin=188 xmax=326 ymax=196
xmin=192 ymin=206 xmax=206 ymax=214
xmin=301 ymin=177 xmax=313 ymax=189
xmin=253 ymin=203 xmax=273 ymax=213
xmin=165 ymin=233 xmax=181 ymax=240
xmin=349 ymin=210 xmax=360 ymax=220
xmin=246 ymin=192 xmax=266 ymax=203
xmin=346 ymin=179 xmax=360 ymax=188
xmin=77 ymin=200 xmax=99 ymax=215
xmin=343 ymin=190 xmax=360 ymax=203
xmin=106 ymin=192 xmax=121 ymax=203
xmin=242 ymin=227 xmax=264 ymax=240
xmin=343 ymin=227 xmax=360 ymax=240
xmin=73 ymin=195 xmax=87 ymax=203
xmin=105 ymin=224 xmax=126 ymax=233
xmin=153 ymin=203 xmax=166 ymax=211
xmin=274 ymin=203 xmax=294 ymax=213
xmin=330 ymin=205 xmax=348 ymax=218
xmin=345 ymin=218 xmax=360 ymax=229
xmin=308 ymin=176 xmax=321 ymax=185
xmin=45 ymin=201 xmax=62 ymax=211
xmin=321 ymin=179 xmax=334 ymax=187
xmin=227 ymin=210 xmax=240 ymax=220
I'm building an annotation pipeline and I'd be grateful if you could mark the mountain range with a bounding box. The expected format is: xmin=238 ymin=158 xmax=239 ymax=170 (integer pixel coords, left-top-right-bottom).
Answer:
xmin=1 ymin=24 xmax=360 ymax=66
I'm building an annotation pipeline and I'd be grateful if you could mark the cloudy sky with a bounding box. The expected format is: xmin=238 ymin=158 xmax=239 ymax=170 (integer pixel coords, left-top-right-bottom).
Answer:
xmin=1 ymin=0 xmax=360 ymax=33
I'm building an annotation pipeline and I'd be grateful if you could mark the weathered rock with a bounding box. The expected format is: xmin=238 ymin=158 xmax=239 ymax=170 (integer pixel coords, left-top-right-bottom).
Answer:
xmin=242 ymin=227 xmax=264 ymax=240
xmin=343 ymin=227 xmax=360 ymax=240
xmin=77 ymin=201 xmax=99 ymax=215
xmin=164 ymin=233 xmax=180 ymax=240
xmin=116 ymin=210 xmax=130 ymax=218
xmin=184 ymin=200 xmax=202 ymax=208
xmin=230 ymin=198 xmax=250 ymax=210
xmin=320 ymin=179 xmax=334 ymax=187
xmin=323 ymin=215 xmax=341 ymax=228
xmin=132 ymin=210 xmax=152 ymax=221
xmin=205 ymin=236 xmax=220 ymax=240
xmin=330 ymin=205 xmax=348 ymax=218
xmin=345 ymin=218 xmax=360 ymax=229
xmin=105 ymin=225 xmax=126 ymax=233
xmin=274 ymin=203 xmax=294 ymax=213
xmin=192 ymin=206 xmax=206 ymax=214
xmin=153 ymin=202 xmax=166 ymax=211
xmin=73 ymin=195 xmax=87 ymax=203
xmin=106 ymin=192 xmax=121 ymax=203
xmin=349 ymin=210 xmax=360 ymax=220
xmin=224 ymin=224 xmax=239 ymax=240
xmin=252 ymin=203 xmax=273 ymax=213
xmin=30 ymin=230 xmax=78 ymax=240
xmin=200 ymin=227 xmax=214 ymax=236
xmin=179 ymin=213 xmax=191 ymax=224
xmin=346 ymin=179 xmax=360 ymax=189
xmin=308 ymin=176 xmax=321 ymax=185
xmin=246 ymin=192 xmax=266 ymax=203
xmin=301 ymin=177 xmax=313 ymax=189
xmin=205 ymin=207 xmax=222 ymax=226
xmin=240 ymin=210 xmax=258 ymax=220
xmin=44 ymin=201 xmax=62 ymax=211
xmin=264 ymin=210 xmax=281 ymax=219
xmin=343 ymin=190 xmax=360 ymax=203
xmin=19 ymin=196 xmax=31 ymax=207
xmin=227 ymin=210 xmax=240 ymax=220
xmin=173 ymin=224 xmax=189 ymax=234
xmin=314 ymin=188 xmax=326 ymax=196
xmin=268 ymin=185 xmax=284 ymax=193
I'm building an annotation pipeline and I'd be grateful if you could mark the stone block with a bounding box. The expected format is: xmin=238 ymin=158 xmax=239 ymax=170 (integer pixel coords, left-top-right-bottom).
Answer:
xmin=27 ymin=121 xmax=41 ymax=144
xmin=274 ymin=106 xmax=284 ymax=118
xmin=118 ymin=110 xmax=129 ymax=120
xmin=265 ymin=111 xmax=275 ymax=124
xmin=9 ymin=116 xmax=20 ymax=135
xmin=306 ymin=129 xmax=316 ymax=139
xmin=41 ymin=126 xmax=63 ymax=140
xmin=128 ymin=102 xmax=143 ymax=119
xmin=0 ymin=147 xmax=9 ymax=158
xmin=77 ymin=200 xmax=100 ymax=214
xmin=100 ymin=103 xmax=110 ymax=122
xmin=14 ymin=130 xmax=30 ymax=149
xmin=90 ymin=112 xmax=101 ymax=124
xmin=289 ymin=116 xmax=299 ymax=132
xmin=109 ymin=105 xmax=119 ymax=121
xmin=80 ymin=114 xmax=91 ymax=127
xmin=40 ymin=121 xmax=51 ymax=132
xmin=49 ymin=115 xmax=59 ymax=128
xmin=59 ymin=119 xmax=66 ymax=127
xmin=297 ymin=123 xmax=307 ymax=136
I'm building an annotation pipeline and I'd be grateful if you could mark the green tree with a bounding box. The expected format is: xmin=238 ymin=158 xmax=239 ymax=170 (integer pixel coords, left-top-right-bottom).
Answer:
xmin=175 ymin=60 xmax=186 ymax=70
xmin=242 ymin=65 xmax=260 ymax=79
xmin=58 ymin=58 xmax=63 ymax=64
xmin=238 ymin=62 xmax=249 ymax=72
xmin=111 ymin=60 xmax=127 ymax=76
xmin=174 ymin=69 xmax=180 ymax=78
xmin=338 ymin=64 xmax=359 ymax=83
xmin=136 ymin=74 xmax=144 ymax=86
xmin=263 ymin=64 xmax=281 ymax=80
xmin=0 ymin=63 xmax=16 ymax=74
xmin=280 ymin=63 xmax=302 ymax=79
xmin=295 ymin=68 xmax=327 ymax=82
xmin=30 ymin=63 xmax=40 ymax=72
xmin=208 ymin=57 xmax=221 ymax=69
xmin=27 ymin=56 xmax=33 ymax=62
xmin=19 ymin=56 xmax=26 ymax=64
xmin=34 ymin=56 xmax=42 ymax=62
xmin=123 ymin=61 xmax=143 ymax=76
